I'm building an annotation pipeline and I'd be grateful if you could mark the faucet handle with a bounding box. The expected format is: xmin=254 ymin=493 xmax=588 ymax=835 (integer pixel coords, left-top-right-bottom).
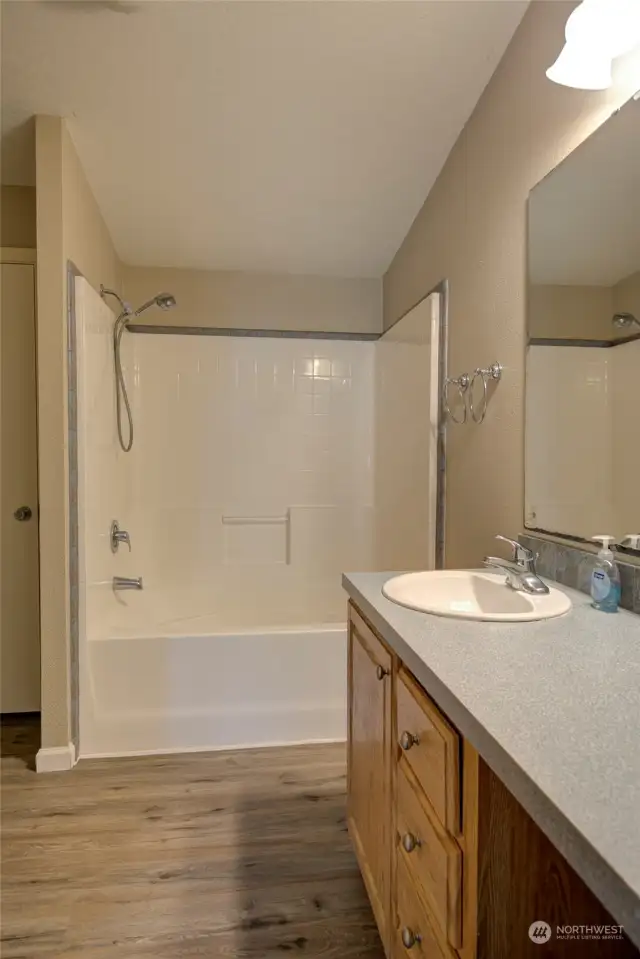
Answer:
xmin=110 ymin=520 xmax=132 ymax=553
xmin=495 ymin=535 xmax=535 ymax=570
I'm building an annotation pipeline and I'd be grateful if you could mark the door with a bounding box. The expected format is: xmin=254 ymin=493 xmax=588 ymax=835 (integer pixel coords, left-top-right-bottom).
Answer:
xmin=1 ymin=261 xmax=40 ymax=712
xmin=347 ymin=603 xmax=392 ymax=950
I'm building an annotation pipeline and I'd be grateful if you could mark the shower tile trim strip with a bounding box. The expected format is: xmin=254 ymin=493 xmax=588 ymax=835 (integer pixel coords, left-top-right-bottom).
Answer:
xmin=126 ymin=324 xmax=380 ymax=341
xmin=66 ymin=261 xmax=82 ymax=755
xmin=519 ymin=533 xmax=640 ymax=615
xmin=529 ymin=334 xmax=640 ymax=348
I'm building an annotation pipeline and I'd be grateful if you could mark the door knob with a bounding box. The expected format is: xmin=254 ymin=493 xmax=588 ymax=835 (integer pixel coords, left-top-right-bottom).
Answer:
xmin=376 ymin=664 xmax=389 ymax=681
xmin=400 ymin=730 xmax=419 ymax=751
xmin=402 ymin=832 xmax=421 ymax=853
xmin=401 ymin=927 xmax=421 ymax=949
xmin=14 ymin=505 xmax=32 ymax=522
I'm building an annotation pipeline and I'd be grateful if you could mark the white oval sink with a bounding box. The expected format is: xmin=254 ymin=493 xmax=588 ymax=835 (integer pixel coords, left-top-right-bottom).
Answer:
xmin=382 ymin=570 xmax=572 ymax=622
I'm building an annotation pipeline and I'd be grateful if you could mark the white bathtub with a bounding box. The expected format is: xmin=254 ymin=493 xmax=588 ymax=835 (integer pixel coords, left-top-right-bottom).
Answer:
xmin=79 ymin=618 xmax=347 ymax=759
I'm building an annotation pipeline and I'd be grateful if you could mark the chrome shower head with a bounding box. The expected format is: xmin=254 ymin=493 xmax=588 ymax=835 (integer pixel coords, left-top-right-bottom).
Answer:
xmin=612 ymin=312 xmax=640 ymax=329
xmin=133 ymin=292 xmax=177 ymax=317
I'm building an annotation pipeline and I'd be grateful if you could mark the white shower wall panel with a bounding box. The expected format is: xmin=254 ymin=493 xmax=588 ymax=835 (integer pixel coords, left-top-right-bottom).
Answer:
xmin=126 ymin=334 xmax=375 ymax=629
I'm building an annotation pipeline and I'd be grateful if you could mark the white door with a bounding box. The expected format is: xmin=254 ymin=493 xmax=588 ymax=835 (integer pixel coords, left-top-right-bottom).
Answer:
xmin=1 ymin=261 xmax=41 ymax=712
xmin=374 ymin=291 xmax=440 ymax=571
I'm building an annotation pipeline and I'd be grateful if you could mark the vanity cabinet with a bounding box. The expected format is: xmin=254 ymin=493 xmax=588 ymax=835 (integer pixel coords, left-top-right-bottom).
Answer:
xmin=347 ymin=601 xmax=637 ymax=959
xmin=347 ymin=603 xmax=392 ymax=951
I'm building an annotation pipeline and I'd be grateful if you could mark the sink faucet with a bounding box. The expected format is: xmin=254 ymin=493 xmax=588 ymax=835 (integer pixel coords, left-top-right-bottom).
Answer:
xmin=484 ymin=535 xmax=550 ymax=595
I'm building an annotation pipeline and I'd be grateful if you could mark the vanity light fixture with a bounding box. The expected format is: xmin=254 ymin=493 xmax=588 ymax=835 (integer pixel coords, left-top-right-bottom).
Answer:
xmin=547 ymin=0 xmax=640 ymax=90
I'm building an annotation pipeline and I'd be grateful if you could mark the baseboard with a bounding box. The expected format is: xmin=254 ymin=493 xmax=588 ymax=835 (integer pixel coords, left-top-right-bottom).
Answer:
xmin=36 ymin=742 xmax=76 ymax=773
xmin=80 ymin=736 xmax=346 ymax=761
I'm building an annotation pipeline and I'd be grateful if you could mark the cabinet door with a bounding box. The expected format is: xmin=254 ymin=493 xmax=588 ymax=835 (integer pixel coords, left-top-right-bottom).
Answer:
xmin=348 ymin=603 xmax=392 ymax=951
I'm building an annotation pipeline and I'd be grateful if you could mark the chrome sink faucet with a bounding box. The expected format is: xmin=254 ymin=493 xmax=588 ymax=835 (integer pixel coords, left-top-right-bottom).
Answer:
xmin=484 ymin=535 xmax=550 ymax=595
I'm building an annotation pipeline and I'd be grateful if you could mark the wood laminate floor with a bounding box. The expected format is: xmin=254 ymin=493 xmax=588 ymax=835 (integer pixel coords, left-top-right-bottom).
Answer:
xmin=1 ymin=717 xmax=383 ymax=958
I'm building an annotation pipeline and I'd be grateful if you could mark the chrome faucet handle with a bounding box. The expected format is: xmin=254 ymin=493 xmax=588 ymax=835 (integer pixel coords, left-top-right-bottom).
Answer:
xmin=110 ymin=520 xmax=131 ymax=553
xmin=495 ymin=534 xmax=535 ymax=571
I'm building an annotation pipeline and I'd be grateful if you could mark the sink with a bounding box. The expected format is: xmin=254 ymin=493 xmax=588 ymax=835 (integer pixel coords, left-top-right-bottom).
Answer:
xmin=382 ymin=570 xmax=572 ymax=622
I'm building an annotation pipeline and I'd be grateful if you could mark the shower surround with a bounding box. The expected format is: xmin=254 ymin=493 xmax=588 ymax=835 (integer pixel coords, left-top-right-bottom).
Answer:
xmin=75 ymin=278 xmax=441 ymax=758
xmin=76 ymin=278 xmax=375 ymax=756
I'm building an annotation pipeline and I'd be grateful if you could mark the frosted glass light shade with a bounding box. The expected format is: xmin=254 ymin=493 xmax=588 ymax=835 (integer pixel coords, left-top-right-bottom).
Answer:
xmin=546 ymin=41 xmax=613 ymax=90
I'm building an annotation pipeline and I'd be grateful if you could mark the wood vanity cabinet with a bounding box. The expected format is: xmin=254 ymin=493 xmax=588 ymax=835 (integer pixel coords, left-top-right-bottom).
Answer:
xmin=347 ymin=601 xmax=638 ymax=959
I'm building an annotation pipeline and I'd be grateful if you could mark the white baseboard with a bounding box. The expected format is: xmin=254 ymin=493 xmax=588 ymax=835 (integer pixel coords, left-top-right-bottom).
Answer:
xmin=80 ymin=736 xmax=345 ymax=761
xmin=36 ymin=742 xmax=76 ymax=773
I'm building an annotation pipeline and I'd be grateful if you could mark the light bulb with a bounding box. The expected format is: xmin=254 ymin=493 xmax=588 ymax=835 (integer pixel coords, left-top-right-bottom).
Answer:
xmin=546 ymin=41 xmax=613 ymax=90
xmin=547 ymin=0 xmax=640 ymax=89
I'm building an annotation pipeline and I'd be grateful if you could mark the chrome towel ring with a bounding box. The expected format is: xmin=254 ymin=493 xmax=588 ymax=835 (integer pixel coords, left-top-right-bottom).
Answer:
xmin=469 ymin=363 xmax=502 ymax=424
xmin=443 ymin=373 xmax=470 ymax=424
xmin=443 ymin=362 xmax=502 ymax=425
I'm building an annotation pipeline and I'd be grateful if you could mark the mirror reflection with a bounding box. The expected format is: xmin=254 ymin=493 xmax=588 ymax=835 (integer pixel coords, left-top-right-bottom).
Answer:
xmin=526 ymin=97 xmax=639 ymax=546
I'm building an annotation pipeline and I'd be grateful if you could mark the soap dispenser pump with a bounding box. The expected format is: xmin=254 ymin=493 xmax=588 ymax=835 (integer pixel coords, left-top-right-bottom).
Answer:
xmin=590 ymin=536 xmax=621 ymax=613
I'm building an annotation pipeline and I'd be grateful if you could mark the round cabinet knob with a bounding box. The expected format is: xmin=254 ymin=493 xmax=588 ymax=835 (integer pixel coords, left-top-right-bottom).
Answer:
xmin=14 ymin=505 xmax=32 ymax=522
xmin=401 ymin=927 xmax=421 ymax=949
xmin=402 ymin=832 xmax=420 ymax=853
xmin=400 ymin=730 xmax=419 ymax=751
xmin=376 ymin=664 xmax=389 ymax=681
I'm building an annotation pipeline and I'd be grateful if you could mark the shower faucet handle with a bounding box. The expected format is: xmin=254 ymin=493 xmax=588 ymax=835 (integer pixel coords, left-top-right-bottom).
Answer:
xmin=110 ymin=520 xmax=131 ymax=553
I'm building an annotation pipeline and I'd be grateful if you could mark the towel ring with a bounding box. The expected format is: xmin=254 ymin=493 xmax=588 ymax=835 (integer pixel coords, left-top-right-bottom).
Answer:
xmin=469 ymin=363 xmax=502 ymax=424
xmin=443 ymin=374 xmax=469 ymax=425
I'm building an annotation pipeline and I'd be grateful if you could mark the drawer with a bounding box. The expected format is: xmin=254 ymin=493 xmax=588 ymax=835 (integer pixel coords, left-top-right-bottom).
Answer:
xmin=397 ymin=766 xmax=462 ymax=949
xmin=395 ymin=855 xmax=454 ymax=959
xmin=396 ymin=669 xmax=460 ymax=833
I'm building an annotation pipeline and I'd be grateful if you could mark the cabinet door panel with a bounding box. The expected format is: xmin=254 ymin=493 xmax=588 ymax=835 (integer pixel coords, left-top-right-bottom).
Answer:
xmin=348 ymin=606 xmax=391 ymax=951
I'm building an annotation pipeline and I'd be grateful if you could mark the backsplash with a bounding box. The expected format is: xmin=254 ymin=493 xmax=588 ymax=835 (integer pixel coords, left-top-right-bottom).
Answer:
xmin=520 ymin=534 xmax=640 ymax=615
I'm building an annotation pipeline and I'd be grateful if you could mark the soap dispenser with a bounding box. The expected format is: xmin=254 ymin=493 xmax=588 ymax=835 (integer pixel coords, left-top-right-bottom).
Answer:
xmin=590 ymin=536 xmax=621 ymax=613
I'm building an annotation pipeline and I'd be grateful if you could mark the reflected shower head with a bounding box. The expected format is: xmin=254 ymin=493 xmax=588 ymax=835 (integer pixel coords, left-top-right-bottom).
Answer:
xmin=133 ymin=292 xmax=177 ymax=317
xmin=612 ymin=312 xmax=640 ymax=330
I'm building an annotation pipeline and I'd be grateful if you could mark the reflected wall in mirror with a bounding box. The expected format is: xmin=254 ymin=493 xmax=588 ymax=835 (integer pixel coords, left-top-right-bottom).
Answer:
xmin=526 ymin=96 xmax=639 ymax=549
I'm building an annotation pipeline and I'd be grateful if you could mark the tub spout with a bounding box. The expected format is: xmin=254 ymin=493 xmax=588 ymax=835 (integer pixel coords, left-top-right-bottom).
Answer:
xmin=113 ymin=576 xmax=143 ymax=591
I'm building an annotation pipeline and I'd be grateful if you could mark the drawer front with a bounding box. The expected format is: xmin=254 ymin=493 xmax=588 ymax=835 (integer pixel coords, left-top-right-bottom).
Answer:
xmin=397 ymin=767 xmax=462 ymax=949
xmin=395 ymin=855 xmax=452 ymax=959
xmin=396 ymin=669 xmax=460 ymax=833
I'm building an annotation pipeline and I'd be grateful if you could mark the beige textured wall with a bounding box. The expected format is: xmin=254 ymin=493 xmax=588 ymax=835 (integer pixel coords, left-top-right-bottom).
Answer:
xmin=528 ymin=284 xmax=613 ymax=340
xmin=36 ymin=116 xmax=122 ymax=750
xmin=123 ymin=266 xmax=381 ymax=334
xmin=1 ymin=185 xmax=37 ymax=248
xmin=383 ymin=1 xmax=640 ymax=569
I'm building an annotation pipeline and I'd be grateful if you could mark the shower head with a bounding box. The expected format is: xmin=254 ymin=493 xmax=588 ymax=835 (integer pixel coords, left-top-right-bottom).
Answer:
xmin=612 ymin=312 xmax=640 ymax=330
xmin=133 ymin=292 xmax=177 ymax=317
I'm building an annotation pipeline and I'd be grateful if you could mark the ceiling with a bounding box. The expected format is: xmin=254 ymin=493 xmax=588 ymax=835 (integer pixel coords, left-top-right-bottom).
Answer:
xmin=2 ymin=0 xmax=527 ymax=277
xmin=529 ymin=96 xmax=640 ymax=287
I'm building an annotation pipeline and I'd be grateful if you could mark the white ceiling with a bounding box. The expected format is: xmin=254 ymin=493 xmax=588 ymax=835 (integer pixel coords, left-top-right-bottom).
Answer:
xmin=529 ymin=96 xmax=640 ymax=287
xmin=2 ymin=0 xmax=527 ymax=277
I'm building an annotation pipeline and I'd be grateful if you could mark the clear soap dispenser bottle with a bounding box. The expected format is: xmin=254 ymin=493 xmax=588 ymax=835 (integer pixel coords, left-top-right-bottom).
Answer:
xmin=590 ymin=536 xmax=621 ymax=613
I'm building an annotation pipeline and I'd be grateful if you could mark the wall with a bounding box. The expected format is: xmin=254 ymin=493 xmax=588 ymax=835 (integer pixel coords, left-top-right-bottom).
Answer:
xmin=375 ymin=293 xmax=439 ymax=570
xmin=383 ymin=0 xmax=640 ymax=568
xmin=528 ymin=284 xmax=612 ymax=340
xmin=35 ymin=115 xmax=122 ymax=752
xmin=127 ymin=334 xmax=375 ymax=631
xmin=613 ymin=269 xmax=640 ymax=324
xmin=525 ymin=345 xmax=613 ymax=537
xmin=123 ymin=265 xmax=382 ymax=334
xmin=611 ymin=338 xmax=640 ymax=535
xmin=1 ymin=185 xmax=36 ymax=248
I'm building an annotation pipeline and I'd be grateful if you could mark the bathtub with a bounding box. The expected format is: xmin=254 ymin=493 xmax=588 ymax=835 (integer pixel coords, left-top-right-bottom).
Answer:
xmin=79 ymin=616 xmax=347 ymax=759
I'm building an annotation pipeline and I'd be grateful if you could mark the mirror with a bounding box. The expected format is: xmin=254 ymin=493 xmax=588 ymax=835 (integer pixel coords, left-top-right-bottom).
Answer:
xmin=526 ymin=96 xmax=640 ymax=551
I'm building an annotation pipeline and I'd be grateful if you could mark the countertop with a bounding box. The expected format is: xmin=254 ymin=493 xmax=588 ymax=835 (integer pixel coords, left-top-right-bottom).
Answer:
xmin=343 ymin=571 xmax=640 ymax=947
